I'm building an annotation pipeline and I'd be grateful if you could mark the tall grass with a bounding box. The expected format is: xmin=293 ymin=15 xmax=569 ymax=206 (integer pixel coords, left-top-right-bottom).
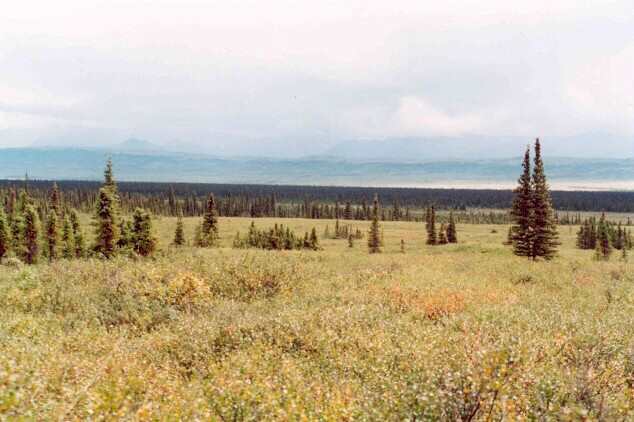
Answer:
xmin=1 ymin=218 xmax=633 ymax=419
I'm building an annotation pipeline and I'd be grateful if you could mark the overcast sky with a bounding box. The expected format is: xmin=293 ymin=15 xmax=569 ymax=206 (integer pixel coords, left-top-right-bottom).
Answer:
xmin=1 ymin=0 xmax=633 ymax=156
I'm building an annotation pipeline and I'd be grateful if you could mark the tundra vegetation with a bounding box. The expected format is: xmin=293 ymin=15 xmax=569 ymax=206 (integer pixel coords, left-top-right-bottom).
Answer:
xmin=1 ymin=146 xmax=634 ymax=419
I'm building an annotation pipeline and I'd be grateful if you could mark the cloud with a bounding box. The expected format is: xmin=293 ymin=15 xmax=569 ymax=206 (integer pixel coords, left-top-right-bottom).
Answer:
xmin=565 ymin=43 xmax=634 ymax=135
xmin=0 ymin=0 xmax=633 ymax=155
xmin=391 ymin=96 xmax=483 ymax=136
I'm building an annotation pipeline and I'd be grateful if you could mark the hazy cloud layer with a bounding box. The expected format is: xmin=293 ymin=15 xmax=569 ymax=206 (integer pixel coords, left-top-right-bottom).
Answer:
xmin=1 ymin=0 xmax=633 ymax=156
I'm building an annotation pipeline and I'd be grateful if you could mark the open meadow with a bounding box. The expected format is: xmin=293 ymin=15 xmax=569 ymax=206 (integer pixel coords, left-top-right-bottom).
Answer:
xmin=2 ymin=216 xmax=634 ymax=419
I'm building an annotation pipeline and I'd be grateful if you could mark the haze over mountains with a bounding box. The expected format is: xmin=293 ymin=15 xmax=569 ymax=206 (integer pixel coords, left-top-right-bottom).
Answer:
xmin=18 ymin=132 xmax=634 ymax=161
xmin=324 ymin=134 xmax=634 ymax=162
xmin=0 ymin=137 xmax=632 ymax=190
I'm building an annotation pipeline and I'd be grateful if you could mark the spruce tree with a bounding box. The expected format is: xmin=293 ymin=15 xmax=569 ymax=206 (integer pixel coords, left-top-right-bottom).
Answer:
xmin=200 ymin=194 xmax=219 ymax=247
xmin=117 ymin=219 xmax=132 ymax=249
xmin=425 ymin=207 xmax=431 ymax=231
xmin=510 ymin=146 xmax=534 ymax=258
xmin=61 ymin=215 xmax=74 ymax=259
xmin=5 ymin=188 xmax=16 ymax=217
xmin=309 ymin=227 xmax=320 ymax=250
xmin=504 ymin=226 xmax=513 ymax=246
xmin=103 ymin=158 xmax=120 ymax=213
xmin=368 ymin=194 xmax=382 ymax=253
xmin=393 ymin=199 xmax=401 ymax=221
xmin=595 ymin=214 xmax=612 ymax=261
xmin=247 ymin=221 xmax=258 ymax=247
xmin=17 ymin=189 xmax=31 ymax=214
xmin=49 ymin=182 xmax=61 ymax=216
xmin=131 ymin=208 xmax=157 ymax=257
xmin=438 ymin=223 xmax=448 ymax=245
xmin=344 ymin=202 xmax=353 ymax=220
xmin=69 ymin=210 xmax=85 ymax=258
xmin=168 ymin=185 xmax=177 ymax=215
xmin=446 ymin=212 xmax=458 ymax=243
xmin=303 ymin=232 xmax=310 ymax=249
xmin=10 ymin=210 xmax=22 ymax=251
xmin=615 ymin=223 xmax=625 ymax=250
xmin=0 ymin=207 xmax=8 ymax=261
xmin=193 ymin=223 xmax=203 ymax=247
xmin=45 ymin=211 xmax=59 ymax=261
xmin=582 ymin=219 xmax=596 ymax=249
xmin=426 ymin=206 xmax=437 ymax=245
xmin=104 ymin=157 xmax=116 ymax=193
xmin=10 ymin=192 xmax=26 ymax=251
xmin=93 ymin=187 xmax=119 ymax=258
xmin=530 ymin=138 xmax=559 ymax=260
xmin=232 ymin=231 xmax=243 ymax=248
xmin=576 ymin=223 xmax=587 ymax=249
xmin=22 ymin=205 xmax=39 ymax=265
xmin=173 ymin=214 xmax=185 ymax=246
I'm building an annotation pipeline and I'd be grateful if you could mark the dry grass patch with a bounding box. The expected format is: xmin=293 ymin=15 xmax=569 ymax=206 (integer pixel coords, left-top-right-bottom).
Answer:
xmin=381 ymin=286 xmax=466 ymax=320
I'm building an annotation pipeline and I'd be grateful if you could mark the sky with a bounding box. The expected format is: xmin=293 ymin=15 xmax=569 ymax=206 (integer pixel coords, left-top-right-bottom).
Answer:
xmin=1 ymin=0 xmax=633 ymax=157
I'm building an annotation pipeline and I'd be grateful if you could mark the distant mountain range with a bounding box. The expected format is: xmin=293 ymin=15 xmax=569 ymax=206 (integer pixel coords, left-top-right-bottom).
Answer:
xmin=8 ymin=130 xmax=633 ymax=160
xmin=0 ymin=144 xmax=632 ymax=190
xmin=324 ymin=134 xmax=634 ymax=162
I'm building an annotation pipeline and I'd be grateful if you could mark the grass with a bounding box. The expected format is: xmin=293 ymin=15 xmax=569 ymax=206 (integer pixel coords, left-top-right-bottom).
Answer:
xmin=1 ymin=217 xmax=634 ymax=419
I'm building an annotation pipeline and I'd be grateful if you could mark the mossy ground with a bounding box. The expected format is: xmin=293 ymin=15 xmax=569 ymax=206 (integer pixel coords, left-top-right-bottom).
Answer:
xmin=1 ymin=217 xmax=634 ymax=419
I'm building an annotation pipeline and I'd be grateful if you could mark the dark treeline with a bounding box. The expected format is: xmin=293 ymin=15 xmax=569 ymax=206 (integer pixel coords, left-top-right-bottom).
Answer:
xmin=1 ymin=180 xmax=633 ymax=225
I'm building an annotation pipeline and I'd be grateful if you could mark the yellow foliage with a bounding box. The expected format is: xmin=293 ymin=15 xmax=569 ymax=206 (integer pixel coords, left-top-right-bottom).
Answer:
xmin=382 ymin=286 xmax=466 ymax=320
xmin=166 ymin=271 xmax=210 ymax=306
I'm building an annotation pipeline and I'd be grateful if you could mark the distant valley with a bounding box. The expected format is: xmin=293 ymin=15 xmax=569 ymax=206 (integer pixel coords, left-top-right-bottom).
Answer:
xmin=0 ymin=146 xmax=632 ymax=191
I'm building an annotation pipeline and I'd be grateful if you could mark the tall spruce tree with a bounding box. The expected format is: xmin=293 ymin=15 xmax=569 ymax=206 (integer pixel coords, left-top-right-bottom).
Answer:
xmin=530 ymin=138 xmax=559 ymax=260
xmin=45 ymin=211 xmax=59 ymax=261
xmin=368 ymin=194 xmax=382 ymax=253
xmin=200 ymin=194 xmax=219 ymax=247
xmin=22 ymin=205 xmax=39 ymax=264
xmin=510 ymin=146 xmax=534 ymax=258
xmin=93 ymin=187 xmax=119 ymax=258
xmin=0 ymin=207 xmax=8 ymax=260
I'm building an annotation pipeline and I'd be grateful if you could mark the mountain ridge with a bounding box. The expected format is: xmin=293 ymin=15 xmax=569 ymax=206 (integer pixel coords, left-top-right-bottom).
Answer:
xmin=0 ymin=146 xmax=632 ymax=190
